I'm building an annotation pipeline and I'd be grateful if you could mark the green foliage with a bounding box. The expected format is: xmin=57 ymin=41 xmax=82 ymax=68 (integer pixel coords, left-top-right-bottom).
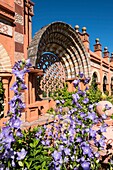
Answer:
xmin=51 ymin=83 xmax=74 ymax=108
xmin=47 ymin=107 xmax=55 ymax=114
xmin=0 ymin=80 xmax=4 ymax=118
xmin=86 ymin=76 xmax=102 ymax=104
xmin=86 ymin=86 xmax=102 ymax=104
xmin=11 ymin=127 xmax=52 ymax=169
xmin=106 ymin=95 xmax=113 ymax=104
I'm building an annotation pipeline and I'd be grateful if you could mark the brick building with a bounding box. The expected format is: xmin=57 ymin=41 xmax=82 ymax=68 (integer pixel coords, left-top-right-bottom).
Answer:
xmin=0 ymin=0 xmax=113 ymax=125
xmin=0 ymin=0 xmax=34 ymax=125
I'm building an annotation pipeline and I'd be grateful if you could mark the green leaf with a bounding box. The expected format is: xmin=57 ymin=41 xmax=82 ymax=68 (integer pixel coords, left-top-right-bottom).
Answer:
xmin=25 ymin=161 xmax=32 ymax=169
xmin=42 ymin=161 xmax=46 ymax=169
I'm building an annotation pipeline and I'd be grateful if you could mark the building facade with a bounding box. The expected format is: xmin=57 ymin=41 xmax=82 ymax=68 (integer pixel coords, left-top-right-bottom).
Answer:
xmin=0 ymin=0 xmax=113 ymax=125
xmin=0 ymin=0 xmax=34 ymax=125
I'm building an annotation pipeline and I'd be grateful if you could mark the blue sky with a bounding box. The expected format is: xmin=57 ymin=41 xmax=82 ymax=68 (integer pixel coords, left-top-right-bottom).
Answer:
xmin=32 ymin=0 xmax=113 ymax=54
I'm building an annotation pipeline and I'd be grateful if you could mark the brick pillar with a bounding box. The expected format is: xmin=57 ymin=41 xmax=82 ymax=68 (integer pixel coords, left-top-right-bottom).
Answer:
xmin=110 ymin=52 xmax=113 ymax=63
xmin=81 ymin=27 xmax=89 ymax=51
xmin=103 ymin=47 xmax=109 ymax=62
xmin=94 ymin=38 xmax=102 ymax=57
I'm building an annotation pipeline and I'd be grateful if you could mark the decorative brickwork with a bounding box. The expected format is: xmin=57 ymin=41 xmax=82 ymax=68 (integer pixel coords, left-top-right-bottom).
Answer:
xmin=15 ymin=42 xmax=24 ymax=53
xmin=14 ymin=0 xmax=23 ymax=7
xmin=0 ymin=44 xmax=11 ymax=72
xmin=15 ymin=13 xmax=23 ymax=25
xmin=14 ymin=52 xmax=24 ymax=61
xmin=0 ymin=20 xmax=12 ymax=37
xmin=14 ymin=31 xmax=24 ymax=44
xmin=15 ymin=3 xmax=23 ymax=15
xmin=15 ymin=23 xmax=23 ymax=34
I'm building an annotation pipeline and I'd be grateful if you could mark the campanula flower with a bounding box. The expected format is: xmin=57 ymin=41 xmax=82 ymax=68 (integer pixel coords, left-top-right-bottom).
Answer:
xmin=17 ymin=148 xmax=27 ymax=160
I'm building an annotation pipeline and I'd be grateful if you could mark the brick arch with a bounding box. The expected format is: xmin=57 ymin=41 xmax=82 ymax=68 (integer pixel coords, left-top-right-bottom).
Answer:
xmin=0 ymin=44 xmax=12 ymax=72
xmin=28 ymin=22 xmax=90 ymax=79
xmin=91 ymin=69 xmax=100 ymax=83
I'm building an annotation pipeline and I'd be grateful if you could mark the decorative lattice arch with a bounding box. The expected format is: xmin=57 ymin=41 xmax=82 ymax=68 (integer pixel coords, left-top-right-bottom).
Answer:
xmin=0 ymin=44 xmax=12 ymax=72
xmin=28 ymin=22 xmax=90 ymax=97
xmin=28 ymin=22 xmax=90 ymax=78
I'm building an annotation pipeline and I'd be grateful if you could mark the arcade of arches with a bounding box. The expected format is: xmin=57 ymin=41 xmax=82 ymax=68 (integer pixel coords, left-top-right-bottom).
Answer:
xmin=0 ymin=0 xmax=113 ymax=124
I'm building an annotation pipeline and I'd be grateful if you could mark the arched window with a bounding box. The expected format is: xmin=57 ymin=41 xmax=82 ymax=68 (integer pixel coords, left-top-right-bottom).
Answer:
xmin=103 ymin=75 xmax=107 ymax=93
xmin=91 ymin=72 xmax=98 ymax=90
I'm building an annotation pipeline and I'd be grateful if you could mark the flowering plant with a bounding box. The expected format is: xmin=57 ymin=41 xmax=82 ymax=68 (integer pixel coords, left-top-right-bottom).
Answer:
xmin=0 ymin=59 xmax=31 ymax=169
xmin=44 ymin=75 xmax=109 ymax=170
xmin=0 ymin=60 xmax=112 ymax=170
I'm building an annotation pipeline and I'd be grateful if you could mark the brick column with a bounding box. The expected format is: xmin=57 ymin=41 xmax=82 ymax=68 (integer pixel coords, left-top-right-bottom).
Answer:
xmin=103 ymin=47 xmax=109 ymax=62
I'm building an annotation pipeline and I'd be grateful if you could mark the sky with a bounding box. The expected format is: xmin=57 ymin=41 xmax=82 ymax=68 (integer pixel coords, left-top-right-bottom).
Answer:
xmin=32 ymin=0 xmax=113 ymax=54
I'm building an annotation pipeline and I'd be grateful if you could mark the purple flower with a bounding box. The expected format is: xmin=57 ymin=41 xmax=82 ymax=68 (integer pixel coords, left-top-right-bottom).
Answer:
xmin=79 ymin=72 xmax=84 ymax=78
xmin=89 ymin=129 xmax=96 ymax=138
xmin=87 ymin=112 xmax=96 ymax=120
xmin=11 ymin=160 xmax=16 ymax=167
xmin=84 ymin=77 xmax=90 ymax=85
xmin=98 ymin=137 xmax=106 ymax=148
xmin=61 ymin=99 xmax=65 ymax=104
xmin=79 ymin=112 xmax=86 ymax=118
xmin=76 ymin=103 xmax=82 ymax=109
xmin=20 ymin=83 xmax=27 ymax=90
xmin=56 ymin=100 xmax=60 ymax=105
xmin=105 ymin=104 xmax=111 ymax=110
xmin=10 ymin=82 xmax=19 ymax=93
xmin=64 ymin=148 xmax=71 ymax=156
xmin=52 ymin=150 xmax=62 ymax=161
xmin=12 ymin=69 xmax=24 ymax=81
xmin=101 ymin=114 xmax=107 ymax=120
xmin=81 ymin=161 xmax=90 ymax=170
xmin=88 ymin=104 xmax=94 ymax=111
xmin=1 ymin=126 xmax=10 ymax=137
xmin=17 ymin=148 xmax=27 ymax=160
xmin=94 ymin=152 xmax=100 ymax=158
xmin=78 ymin=90 xmax=86 ymax=96
xmin=58 ymin=114 xmax=63 ymax=120
xmin=85 ymin=86 xmax=89 ymax=91
xmin=73 ymin=79 xmax=80 ymax=87
xmin=59 ymin=145 xmax=64 ymax=151
xmin=16 ymin=129 xmax=23 ymax=137
xmin=72 ymin=93 xmax=80 ymax=103
xmin=82 ymin=146 xmax=92 ymax=156
xmin=76 ymin=137 xmax=82 ymax=143
xmin=4 ymin=134 xmax=15 ymax=149
xmin=45 ymin=139 xmax=50 ymax=146
xmin=82 ymin=98 xmax=89 ymax=104
xmin=64 ymin=157 xmax=69 ymax=163
xmin=26 ymin=59 xmax=32 ymax=67
xmin=9 ymin=116 xmax=21 ymax=129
